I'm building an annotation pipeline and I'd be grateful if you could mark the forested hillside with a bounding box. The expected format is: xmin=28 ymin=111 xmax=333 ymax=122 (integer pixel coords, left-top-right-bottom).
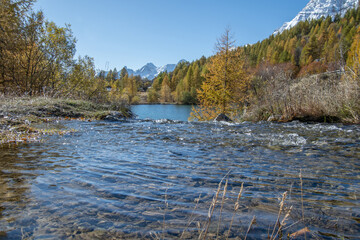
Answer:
xmin=150 ymin=6 xmax=360 ymax=105
xmin=149 ymin=5 xmax=360 ymax=122
xmin=243 ymin=6 xmax=360 ymax=122
xmin=242 ymin=6 xmax=360 ymax=75
xmin=147 ymin=56 xmax=207 ymax=104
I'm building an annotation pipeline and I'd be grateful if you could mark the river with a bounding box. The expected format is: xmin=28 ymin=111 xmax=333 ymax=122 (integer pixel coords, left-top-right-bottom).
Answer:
xmin=0 ymin=105 xmax=359 ymax=239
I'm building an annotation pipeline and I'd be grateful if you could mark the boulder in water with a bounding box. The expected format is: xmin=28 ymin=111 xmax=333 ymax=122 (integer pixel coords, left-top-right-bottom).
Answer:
xmin=214 ymin=113 xmax=232 ymax=122
xmin=104 ymin=111 xmax=126 ymax=121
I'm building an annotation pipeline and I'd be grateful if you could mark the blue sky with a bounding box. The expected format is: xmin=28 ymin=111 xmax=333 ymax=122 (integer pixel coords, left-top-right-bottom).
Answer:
xmin=34 ymin=0 xmax=309 ymax=70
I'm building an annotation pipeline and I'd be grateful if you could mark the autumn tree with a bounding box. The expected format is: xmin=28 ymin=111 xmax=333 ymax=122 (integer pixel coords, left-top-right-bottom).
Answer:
xmin=0 ymin=0 xmax=33 ymax=92
xmin=347 ymin=26 xmax=360 ymax=80
xmin=106 ymin=69 xmax=113 ymax=82
xmin=0 ymin=1 xmax=76 ymax=96
xmin=122 ymin=75 xmax=138 ymax=104
xmin=0 ymin=0 xmax=116 ymax=103
xmin=160 ymin=74 xmax=172 ymax=102
xmin=147 ymin=87 xmax=159 ymax=103
xmin=112 ymin=68 xmax=118 ymax=81
xmin=62 ymin=55 xmax=102 ymax=100
xmin=119 ymin=67 xmax=128 ymax=80
xmin=190 ymin=28 xmax=250 ymax=121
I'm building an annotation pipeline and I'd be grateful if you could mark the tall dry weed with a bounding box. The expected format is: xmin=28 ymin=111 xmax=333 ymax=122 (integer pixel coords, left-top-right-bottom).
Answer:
xmin=245 ymin=71 xmax=359 ymax=123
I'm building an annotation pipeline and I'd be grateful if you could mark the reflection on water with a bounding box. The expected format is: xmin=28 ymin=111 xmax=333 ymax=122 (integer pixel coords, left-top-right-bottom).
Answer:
xmin=0 ymin=118 xmax=359 ymax=239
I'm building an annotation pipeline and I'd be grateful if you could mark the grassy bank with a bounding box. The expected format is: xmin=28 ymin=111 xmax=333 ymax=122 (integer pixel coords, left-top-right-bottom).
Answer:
xmin=0 ymin=96 xmax=132 ymax=144
xmin=243 ymin=72 xmax=360 ymax=124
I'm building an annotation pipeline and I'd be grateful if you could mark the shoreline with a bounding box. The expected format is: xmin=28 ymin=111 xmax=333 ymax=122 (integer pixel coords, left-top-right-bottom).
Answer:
xmin=1 ymin=96 xmax=358 ymax=145
xmin=0 ymin=97 xmax=132 ymax=145
xmin=133 ymin=102 xmax=359 ymax=124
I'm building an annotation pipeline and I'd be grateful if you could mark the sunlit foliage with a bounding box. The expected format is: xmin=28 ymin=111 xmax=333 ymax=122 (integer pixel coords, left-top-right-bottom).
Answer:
xmin=190 ymin=29 xmax=250 ymax=121
xmin=0 ymin=0 xmax=116 ymax=104
xmin=347 ymin=26 xmax=360 ymax=81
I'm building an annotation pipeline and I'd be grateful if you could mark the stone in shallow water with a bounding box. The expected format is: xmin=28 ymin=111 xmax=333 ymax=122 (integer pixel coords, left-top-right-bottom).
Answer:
xmin=103 ymin=111 xmax=126 ymax=121
xmin=214 ymin=113 xmax=232 ymax=122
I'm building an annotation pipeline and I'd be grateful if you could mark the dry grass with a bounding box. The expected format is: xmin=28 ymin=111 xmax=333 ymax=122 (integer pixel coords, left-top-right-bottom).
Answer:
xmin=245 ymin=72 xmax=360 ymax=123
xmin=0 ymin=96 xmax=132 ymax=145
xmin=0 ymin=96 xmax=132 ymax=119
xmin=226 ymin=182 xmax=244 ymax=239
xmin=157 ymin=171 xmax=319 ymax=240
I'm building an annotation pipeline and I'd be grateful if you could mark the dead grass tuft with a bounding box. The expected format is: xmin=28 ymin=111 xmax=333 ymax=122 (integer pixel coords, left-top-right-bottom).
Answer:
xmin=245 ymin=72 xmax=360 ymax=123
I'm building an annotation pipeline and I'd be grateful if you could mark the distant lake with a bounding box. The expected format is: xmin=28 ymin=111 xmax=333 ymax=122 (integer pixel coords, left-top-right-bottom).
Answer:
xmin=131 ymin=104 xmax=193 ymax=121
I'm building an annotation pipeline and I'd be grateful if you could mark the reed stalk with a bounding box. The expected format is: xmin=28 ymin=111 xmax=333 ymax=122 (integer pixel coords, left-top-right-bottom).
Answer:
xmin=180 ymin=194 xmax=202 ymax=239
xmin=216 ymin=178 xmax=228 ymax=239
xmin=226 ymin=182 xmax=244 ymax=240
xmin=270 ymin=191 xmax=288 ymax=240
xmin=200 ymin=178 xmax=224 ymax=240
xmin=300 ymin=170 xmax=304 ymax=222
xmin=244 ymin=216 xmax=256 ymax=240
xmin=272 ymin=206 xmax=292 ymax=240
xmin=162 ymin=188 xmax=168 ymax=240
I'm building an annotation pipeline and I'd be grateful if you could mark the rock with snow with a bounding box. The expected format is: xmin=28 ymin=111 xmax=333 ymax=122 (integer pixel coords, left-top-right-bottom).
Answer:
xmin=274 ymin=0 xmax=359 ymax=34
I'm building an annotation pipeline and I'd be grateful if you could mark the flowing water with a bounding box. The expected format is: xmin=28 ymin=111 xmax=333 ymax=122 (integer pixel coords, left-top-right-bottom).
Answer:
xmin=0 ymin=105 xmax=359 ymax=239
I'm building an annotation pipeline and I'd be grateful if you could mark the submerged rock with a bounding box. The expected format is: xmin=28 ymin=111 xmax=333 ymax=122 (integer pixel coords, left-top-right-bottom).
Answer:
xmin=214 ymin=113 xmax=232 ymax=122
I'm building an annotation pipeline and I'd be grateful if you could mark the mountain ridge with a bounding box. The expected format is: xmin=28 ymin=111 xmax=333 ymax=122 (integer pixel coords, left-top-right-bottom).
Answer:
xmin=274 ymin=0 xmax=359 ymax=34
xmin=103 ymin=60 xmax=186 ymax=80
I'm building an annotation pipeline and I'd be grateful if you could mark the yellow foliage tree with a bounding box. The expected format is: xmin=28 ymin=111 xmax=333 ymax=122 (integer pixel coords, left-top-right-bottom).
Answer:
xmin=347 ymin=26 xmax=360 ymax=81
xmin=160 ymin=75 xmax=172 ymax=102
xmin=190 ymin=28 xmax=250 ymax=121
xmin=122 ymin=75 xmax=138 ymax=104
xmin=109 ymin=79 xmax=123 ymax=101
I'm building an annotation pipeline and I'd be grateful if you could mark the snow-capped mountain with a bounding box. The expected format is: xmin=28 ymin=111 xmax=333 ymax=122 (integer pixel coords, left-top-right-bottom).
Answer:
xmin=274 ymin=0 xmax=359 ymax=34
xmin=134 ymin=62 xmax=159 ymax=80
xmin=100 ymin=60 xmax=186 ymax=80
xmin=124 ymin=60 xmax=185 ymax=80
xmin=157 ymin=63 xmax=176 ymax=75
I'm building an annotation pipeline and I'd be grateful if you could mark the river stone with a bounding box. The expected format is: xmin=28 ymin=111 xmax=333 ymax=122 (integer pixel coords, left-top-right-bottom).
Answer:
xmin=214 ymin=113 xmax=232 ymax=122
xmin=104 ymin=111 xmax=125 ymax=121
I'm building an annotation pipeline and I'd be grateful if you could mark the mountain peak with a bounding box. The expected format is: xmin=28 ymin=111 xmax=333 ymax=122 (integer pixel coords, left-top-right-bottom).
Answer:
xmin=144 ymin=62 xmax=156 ymax=68
xmin=274 ymin=0 xmax=359 ymax=34
xmin=124 ymin=61 xmax=182 ymax=80
xmin=101 ymin=60 xmax=187 ymax=80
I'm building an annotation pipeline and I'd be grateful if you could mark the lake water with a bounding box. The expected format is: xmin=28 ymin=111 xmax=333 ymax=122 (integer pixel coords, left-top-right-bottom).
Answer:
xmin=132 ymin=104 xmax=193 ymax=121
xmin=0 ymin=105 xmax=359 ymax=239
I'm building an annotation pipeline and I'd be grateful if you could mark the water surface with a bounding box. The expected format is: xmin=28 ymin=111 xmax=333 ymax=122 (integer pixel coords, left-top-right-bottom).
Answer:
xmin=0 ymin=106 xmax=359 ymax=239
xmin=132 ymin=104 xmax=192 ymax=121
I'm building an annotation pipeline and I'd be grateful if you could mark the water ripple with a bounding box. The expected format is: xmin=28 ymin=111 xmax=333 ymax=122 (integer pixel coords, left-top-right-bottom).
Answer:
xmin=0 ymin=119 xmax=359 ymax=239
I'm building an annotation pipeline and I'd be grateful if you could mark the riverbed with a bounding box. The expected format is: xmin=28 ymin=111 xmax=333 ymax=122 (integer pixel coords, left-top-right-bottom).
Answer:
xmin=0 ymin=105 xmax=359 ymax=239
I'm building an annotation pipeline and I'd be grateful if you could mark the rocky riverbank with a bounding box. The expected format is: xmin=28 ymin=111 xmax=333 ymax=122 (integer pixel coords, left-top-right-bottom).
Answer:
xmin=0 ymin=97 xmax=132 ymax=144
